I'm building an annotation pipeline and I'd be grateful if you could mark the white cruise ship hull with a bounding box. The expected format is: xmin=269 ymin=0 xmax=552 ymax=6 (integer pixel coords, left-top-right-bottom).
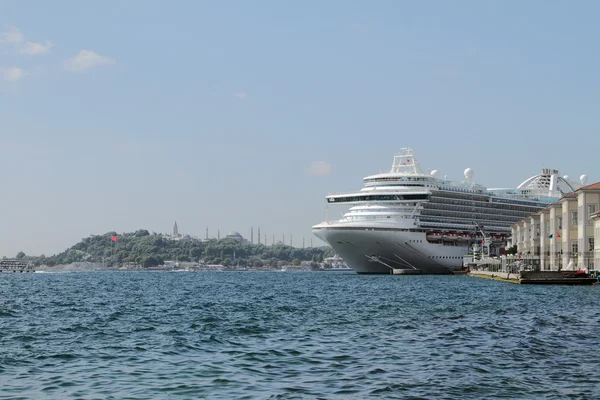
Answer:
xmin=313 ymin=222 xmax=468 ymax=274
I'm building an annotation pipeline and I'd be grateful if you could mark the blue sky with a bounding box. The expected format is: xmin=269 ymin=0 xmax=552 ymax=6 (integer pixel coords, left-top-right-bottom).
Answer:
xmin=1 ymin=1 xmax=599 ymax=257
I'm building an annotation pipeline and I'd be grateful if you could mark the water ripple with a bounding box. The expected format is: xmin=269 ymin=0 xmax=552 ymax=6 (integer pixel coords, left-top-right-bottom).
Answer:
xmin=1 ymin=272 xmax=599 ymax=398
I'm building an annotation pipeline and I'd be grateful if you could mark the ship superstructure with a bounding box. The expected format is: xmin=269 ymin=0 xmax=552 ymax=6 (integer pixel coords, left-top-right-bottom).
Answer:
xmin=312 ymin=148 xmax=581 ymax=274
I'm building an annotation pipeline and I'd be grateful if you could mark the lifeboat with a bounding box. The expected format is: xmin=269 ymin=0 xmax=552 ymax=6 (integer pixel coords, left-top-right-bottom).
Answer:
xmin=426 ymin=232 xmax=443 ymax=241
xmin=443 ymin=233 xmax=458 ymax=241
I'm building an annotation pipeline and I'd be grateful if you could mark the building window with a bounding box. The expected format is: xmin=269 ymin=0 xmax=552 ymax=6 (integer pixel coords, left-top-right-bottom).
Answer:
xmin=571 ymin=240 xmax=578 ymax=254
xmin=572 ymin=211 xmax=578 ymax=226
xmin=588 ymin=204 xmax=597 ymax=225
xmin=558 ymin=217 xmax=562 ymax=230
xmin=589 ymin=237 xmax=594 ymax=251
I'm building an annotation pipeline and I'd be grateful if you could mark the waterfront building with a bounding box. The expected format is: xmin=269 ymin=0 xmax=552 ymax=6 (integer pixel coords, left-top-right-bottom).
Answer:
xmin=511 ymin=180 xmax=599 ymax=271
xmin=591 ymin=211 xmax=600 ymax=271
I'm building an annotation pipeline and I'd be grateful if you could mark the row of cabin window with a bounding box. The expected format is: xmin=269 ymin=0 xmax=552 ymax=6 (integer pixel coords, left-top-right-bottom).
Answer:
xmin=431 ymin=197 xmax=539 ymax=213
xmin=425 ymin=204 xmax=528 ymax=220
xmin=430 ymin=256 xmax=462 ymax=259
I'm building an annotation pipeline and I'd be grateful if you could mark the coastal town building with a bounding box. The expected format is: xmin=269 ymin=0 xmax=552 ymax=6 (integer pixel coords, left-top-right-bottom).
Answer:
xmin=511 ymin=182 xmax=600 ymax=271
xmin=591 ymin=211 xmax=600 ymax=272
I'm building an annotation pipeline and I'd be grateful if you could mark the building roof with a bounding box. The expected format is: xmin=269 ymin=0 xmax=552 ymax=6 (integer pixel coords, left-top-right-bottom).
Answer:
xmin=557 ymin=181 xmax=600 ymax=202
xmin=562 ymin=192 xmax=578 ymax=200
xmin=579 ymin=182 xmax=600 ymax=191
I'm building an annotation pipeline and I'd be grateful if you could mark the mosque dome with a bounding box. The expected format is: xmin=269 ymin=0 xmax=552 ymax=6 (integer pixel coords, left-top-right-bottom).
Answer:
xmin=225 ymin=232 xmax=244 ymax=241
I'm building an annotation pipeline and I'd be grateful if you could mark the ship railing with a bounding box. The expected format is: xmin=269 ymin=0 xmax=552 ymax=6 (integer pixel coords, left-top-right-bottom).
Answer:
xmin=321 ymin=215 xmax=408 ymax=225
xmin=326 ymin=188 xmax=429 ymax=197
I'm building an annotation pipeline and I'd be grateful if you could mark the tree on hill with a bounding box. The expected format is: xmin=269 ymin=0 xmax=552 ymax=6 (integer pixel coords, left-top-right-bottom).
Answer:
xmin=36 ymin=230 xmax=333 ymax=268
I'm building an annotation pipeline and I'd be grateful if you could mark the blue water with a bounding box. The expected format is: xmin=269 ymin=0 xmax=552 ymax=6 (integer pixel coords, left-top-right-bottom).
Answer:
xmin=1 ymin=271 xmax=599 ymax=399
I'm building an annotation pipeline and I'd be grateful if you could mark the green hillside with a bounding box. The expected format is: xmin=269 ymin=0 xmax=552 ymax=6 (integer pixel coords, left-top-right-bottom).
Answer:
xmin=37 ymin=230 xmax=334 ymax=268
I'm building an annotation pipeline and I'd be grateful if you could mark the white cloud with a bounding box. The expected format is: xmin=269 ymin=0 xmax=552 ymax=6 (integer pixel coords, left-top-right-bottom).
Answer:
xmin=234 ymin=92 xmax=248 ymax=100
xmin=19 ymin=40 xmax=53 ymax=55
xmin=1 ymin=67 xmax=29 ymax=82
xmin=64 ymin=50 xmax=116 ymax=72
xmin=306 ymin=161 xmax=332 ymax=176
xmin=1 ymin=27 xmax=52 ymax=55
xmin=1 ymin=27 xmax=24 ymax=45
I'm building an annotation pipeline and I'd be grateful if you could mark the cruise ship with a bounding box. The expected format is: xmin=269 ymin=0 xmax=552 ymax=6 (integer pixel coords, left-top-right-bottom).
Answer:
xmin=312 ymin=148 xmax=582 ymax=274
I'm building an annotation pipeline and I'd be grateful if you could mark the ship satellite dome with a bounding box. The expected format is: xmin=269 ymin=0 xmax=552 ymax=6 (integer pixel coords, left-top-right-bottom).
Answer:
xmin=580 ymin=174 xmax=588 ymax=185
xmin=563 ymin=175 xmax=570 ymax=181
xmin=431 ymin=169 xmax=440 ymax=178
xmin=464 ymin=168 xmax=474 ymax=182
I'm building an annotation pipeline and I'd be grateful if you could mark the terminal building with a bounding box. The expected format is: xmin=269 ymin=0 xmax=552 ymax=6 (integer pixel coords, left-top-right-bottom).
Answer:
xmin=511 ymin=181 xmax=600 ymax=271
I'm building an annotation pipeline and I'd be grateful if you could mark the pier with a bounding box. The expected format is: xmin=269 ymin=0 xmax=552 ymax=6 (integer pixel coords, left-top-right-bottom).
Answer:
xmin=0 ymin=260 xmax=35 ymax=273
xmin=466 ymin=256 xmax=597 ymax=285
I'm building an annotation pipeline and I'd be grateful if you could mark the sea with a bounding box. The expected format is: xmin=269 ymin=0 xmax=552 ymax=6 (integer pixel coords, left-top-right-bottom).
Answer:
xmin=1 ymin=271 xmax=599 ymax=399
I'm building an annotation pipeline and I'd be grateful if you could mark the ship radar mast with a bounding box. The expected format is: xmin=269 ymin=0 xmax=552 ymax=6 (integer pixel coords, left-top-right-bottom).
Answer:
xmin=390 ymin=148 xmax=423 ymax=175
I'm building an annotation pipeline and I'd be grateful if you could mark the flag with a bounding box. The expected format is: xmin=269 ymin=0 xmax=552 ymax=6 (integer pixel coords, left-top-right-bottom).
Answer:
xmin=111 ymin=235 xmax=117 ymax=242
xmin=548 ymin=234 xmax=553 ymax=239
xmin=556 ymin=232 xmax=561 ymax=238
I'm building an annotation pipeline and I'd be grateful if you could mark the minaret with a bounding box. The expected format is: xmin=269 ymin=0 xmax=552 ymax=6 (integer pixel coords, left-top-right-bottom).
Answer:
xmin=282 ymin=233 xmax=285 ymax=245
xmin=205 ymin=227 xmax=208 ymax=240
xmin=272 ymin=234 xmax=274 ymax=246
xmin=302 ymin=237 xmax=305 ymax=249
xmin=173 ymin=221 xmax=179 ymax=237
xmin=264 ymin=233 xmax=267 ymax=246
xmin=290 ymin=235 xmax=292 ymax=247
xmin=310 ymin=238 xmax=313 ymax=248
xmin=217 ymin=229 xmax=220 ymax=240
xmin=251 ymin=226 xmax=254 ymax=244
xmin=258 ymin=227 xmax=261 ymax=245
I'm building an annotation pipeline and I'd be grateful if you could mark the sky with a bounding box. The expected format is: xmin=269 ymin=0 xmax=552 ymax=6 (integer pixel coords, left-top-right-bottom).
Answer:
xmin=1 ymin=1 xmax=599 ymax=257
